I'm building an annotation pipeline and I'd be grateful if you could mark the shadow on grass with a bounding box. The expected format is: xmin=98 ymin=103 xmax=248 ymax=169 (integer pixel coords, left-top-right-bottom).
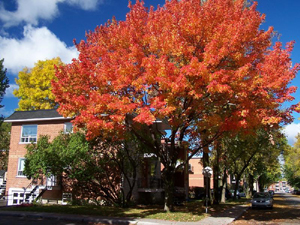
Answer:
xmin=207 ymin=198 xmax=250 ymax=219
xmin=0 ymin=201 xmax=207 ymax=222
xmin=0 ymin=198 xmax=251 ymax=222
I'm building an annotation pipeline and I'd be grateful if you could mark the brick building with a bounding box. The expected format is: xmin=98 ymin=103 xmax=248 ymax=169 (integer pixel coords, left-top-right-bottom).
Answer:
xmin=4 ymin=109 xmax=72 ymax=205
xmin=189 ymin=157 xmax=211 ymax=187
xmin=4 ymin=109 xmax=224 ymax=205
xmin=268 ymin=180 xmax=293 ymax=193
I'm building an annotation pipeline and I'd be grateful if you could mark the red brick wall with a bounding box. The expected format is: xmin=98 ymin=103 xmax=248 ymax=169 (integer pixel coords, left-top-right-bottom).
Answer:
xmin=5 ymin=119 xmax=70 ymax=194
xmin=189 ymin=158 xmax=205 ymax=187
xmin=189 ymin=158 xmax=214 ymax=188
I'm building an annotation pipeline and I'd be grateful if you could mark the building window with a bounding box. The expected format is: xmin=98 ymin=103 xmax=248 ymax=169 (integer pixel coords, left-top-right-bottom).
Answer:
xmin=46 ymin=175 xmax=58 ymax=187
xmin=21 ymin=125 xmax=37 ymax=143
xmin=17 ymin=158 xmax=26 ymax=176
xmin=64 ymin=122 xmax=73 ymax=134
xmin=188 ymin=164 xmax=193 ymax=172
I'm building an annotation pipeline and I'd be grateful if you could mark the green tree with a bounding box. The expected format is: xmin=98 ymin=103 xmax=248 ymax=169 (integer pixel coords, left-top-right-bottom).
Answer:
xmin=14 ymin=57 xmax=63 ymax=111
xmin=215 ymin=128 xmax=283 ymax=201
xmin=284 ymin=134 xmax=300 ymax=189
xmin=0 ymin=122 xmax=11 ymax=170
xmin=245 ymin=132 xmax=286 ymax=194
xmin=0 ymin=58 xmax=9 ymax=120
xmin=24 ymin=132 xmax=142 ymax=207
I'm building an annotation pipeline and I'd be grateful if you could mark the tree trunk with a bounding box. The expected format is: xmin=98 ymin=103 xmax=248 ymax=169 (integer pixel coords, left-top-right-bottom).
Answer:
xmin=203 ymin=150 xmax=211 ymax=206
xmin=213 ymin=164 xmax=219 ymax=204
xmin=258 ymin=176 xmax=264 ymax=192
xmin=163 ymin=166 xmax=175 ymax=212
xmin=248 ymin=174 xmax=254 ymax=197
xmin=213 ymin=142 xmax=220 ymax=204
xmin=184 ymin=148 xmax=189 ymax=201
xmin=234 ymin=174 xmax=241 ymax=199
xmin=220 ymin=167 xmax=227 ymax=203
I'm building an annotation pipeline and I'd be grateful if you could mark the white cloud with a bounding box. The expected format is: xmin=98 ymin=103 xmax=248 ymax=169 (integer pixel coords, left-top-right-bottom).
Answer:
xmin=4 ymin=84 xmax=19 ymax=98
xmin=65 ymin=0 xmax=104 ymax=10
xmin=0 ymin=25 xmax=78 ymax=74
xmin=0 ymin=0 xmax=103 ymax=28
xmin=0 ymin=107 xmax=14 ymax=118
xmin=0 ymin=0 xmax=61 ymax=28
xmin=283 ymin=123 xmax=300 ymax=146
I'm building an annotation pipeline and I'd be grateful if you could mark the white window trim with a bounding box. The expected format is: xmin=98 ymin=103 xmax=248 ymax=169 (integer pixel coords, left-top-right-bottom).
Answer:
xmin=16 ymin=158 xmax=26 ymax=177
xmin=19 ymin=124 xmax=38 ymax=144
xmin=7 ymin=187 xmax=38 ymax=206
xmin=64 ymin=122 xmax=73 ymax=134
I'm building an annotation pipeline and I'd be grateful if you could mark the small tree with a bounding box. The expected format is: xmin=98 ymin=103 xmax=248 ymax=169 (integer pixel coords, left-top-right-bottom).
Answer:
xmin=0 ymin=122 xmax=11 ymax=170
xmin=24 ymin=132 xmax=142 ymax=207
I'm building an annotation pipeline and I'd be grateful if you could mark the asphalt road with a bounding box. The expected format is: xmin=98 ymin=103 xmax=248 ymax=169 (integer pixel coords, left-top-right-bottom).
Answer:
xmin=0 ymin=198 xmax=93 ymax=225
xmin=232 ymin=193 xmax=300 ymax=224
xmin=0 ymin=216 xmax=89 ymax=225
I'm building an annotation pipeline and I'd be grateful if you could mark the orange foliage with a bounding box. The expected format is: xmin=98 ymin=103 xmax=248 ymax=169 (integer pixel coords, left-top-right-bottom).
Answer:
xmin=52 ymin=0 xmax=299 ymax=140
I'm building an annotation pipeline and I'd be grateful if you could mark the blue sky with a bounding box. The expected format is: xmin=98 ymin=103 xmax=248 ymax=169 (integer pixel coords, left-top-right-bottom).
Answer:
xmin=0 ymin=0 xmax=300 ymax=144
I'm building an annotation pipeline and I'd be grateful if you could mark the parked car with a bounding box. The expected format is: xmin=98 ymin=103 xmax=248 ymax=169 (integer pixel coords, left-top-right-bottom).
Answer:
xmin=189 ymin=187 xmax=205 ymax=200
xmin=239 ymin=192 xmax=246 ymax=197
xmin=251 ymin=192 xmax=273 ymax=209
xmin=217 ymin=187 xmax=232 ymax=200
xmin=229 ymin=190 xmax=241 ymax=199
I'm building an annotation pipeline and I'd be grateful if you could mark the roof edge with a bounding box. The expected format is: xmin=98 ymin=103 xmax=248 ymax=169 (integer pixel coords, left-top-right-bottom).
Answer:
xmin=4 ymin=117 xmax=71 ymax=123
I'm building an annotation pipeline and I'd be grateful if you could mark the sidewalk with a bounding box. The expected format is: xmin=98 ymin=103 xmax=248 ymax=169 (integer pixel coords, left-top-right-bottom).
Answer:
xmin=0 ymin=204 xmax=249 ymax=225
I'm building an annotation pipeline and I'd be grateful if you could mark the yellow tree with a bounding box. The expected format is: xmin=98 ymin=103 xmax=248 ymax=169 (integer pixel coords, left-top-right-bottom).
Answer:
xmin=14 ymin=57 xmax=63 ymax=111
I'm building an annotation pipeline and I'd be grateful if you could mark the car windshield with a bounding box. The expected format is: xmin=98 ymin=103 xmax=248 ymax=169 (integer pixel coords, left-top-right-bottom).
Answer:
xmin=253 ymin=193 xmax=270 ymax=198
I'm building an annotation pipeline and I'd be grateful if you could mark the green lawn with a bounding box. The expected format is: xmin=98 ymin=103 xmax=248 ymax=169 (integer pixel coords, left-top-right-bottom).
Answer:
xmin=0 ymin=198 xmax=250 ymax=222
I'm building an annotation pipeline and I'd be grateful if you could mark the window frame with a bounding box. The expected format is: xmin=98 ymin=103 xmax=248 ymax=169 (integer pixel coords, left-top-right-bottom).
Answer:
xmin=20 ymin=124 xmax=37 ymax=144
xmin=64 ymin=122 xmax=73 ymax=134
xmin=17 ymin=158 xmax=26 ymax=177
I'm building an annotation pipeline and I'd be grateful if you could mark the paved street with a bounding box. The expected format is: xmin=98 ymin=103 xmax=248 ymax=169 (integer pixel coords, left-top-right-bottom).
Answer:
xmin=232 ymin=193 xmax=300 ymax=224
xmin=0 ymin=216 xmax=90 ymax=225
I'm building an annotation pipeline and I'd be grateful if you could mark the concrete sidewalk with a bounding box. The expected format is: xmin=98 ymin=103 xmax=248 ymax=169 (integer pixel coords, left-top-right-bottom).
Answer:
xmin=199 ymin=204 xmax=249 ymax=225
xmin=0 ymin=204 xmax=249 ymax=225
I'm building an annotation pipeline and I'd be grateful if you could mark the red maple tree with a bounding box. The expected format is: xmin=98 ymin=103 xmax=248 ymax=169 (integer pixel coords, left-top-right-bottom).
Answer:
xmin=53 ymin=0 xmax=299 ymax=211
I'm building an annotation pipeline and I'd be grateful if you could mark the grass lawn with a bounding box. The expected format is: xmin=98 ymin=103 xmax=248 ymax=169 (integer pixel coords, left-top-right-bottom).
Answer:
xmin=0 ymin=198 xmax=250 ymax=222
